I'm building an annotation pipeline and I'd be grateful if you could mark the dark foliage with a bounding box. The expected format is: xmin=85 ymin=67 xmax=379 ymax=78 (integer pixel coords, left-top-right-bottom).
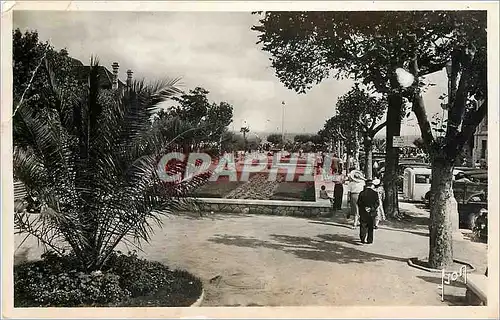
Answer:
xmin=14 ymin=251 xmax=202 ymax=307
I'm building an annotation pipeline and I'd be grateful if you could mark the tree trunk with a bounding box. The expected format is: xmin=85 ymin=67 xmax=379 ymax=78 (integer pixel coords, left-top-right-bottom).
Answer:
xmin=428 ymin=157 xmax=456 ymax=268
xmin=363 ymin=135 xmax=374 ymax=179
xmin=383 ymin=92 xmax=404 ymax=218
xmin=353 ymin=131 xmax=360 ymax=170
xmin=346 ymin=147 xmax=354 ymax=173
xmin=243 ymin=132 xmax=247 ymax=152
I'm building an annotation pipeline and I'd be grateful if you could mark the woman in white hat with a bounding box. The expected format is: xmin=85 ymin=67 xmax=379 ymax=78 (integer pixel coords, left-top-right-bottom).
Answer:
xmin=347 ymin=169 xmax=365 ymax=228
xmin=373 ymin=178 xmax=386 ymax=228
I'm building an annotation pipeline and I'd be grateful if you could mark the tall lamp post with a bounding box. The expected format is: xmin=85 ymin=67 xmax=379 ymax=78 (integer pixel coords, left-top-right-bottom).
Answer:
xmin=281 ymin=101 xmax=285 ymax=150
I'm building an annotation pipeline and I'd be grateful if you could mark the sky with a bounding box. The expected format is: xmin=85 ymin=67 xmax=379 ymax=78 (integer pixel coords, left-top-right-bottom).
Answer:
xmin=13 ymin=11 xmax=449 ymax=137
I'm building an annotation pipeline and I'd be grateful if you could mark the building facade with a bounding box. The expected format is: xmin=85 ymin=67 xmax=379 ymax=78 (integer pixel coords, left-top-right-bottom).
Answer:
xmin=71 ymin=58 xmax=133 ymax=91
xmin=472 ymin=114 xmax=488 ymax=167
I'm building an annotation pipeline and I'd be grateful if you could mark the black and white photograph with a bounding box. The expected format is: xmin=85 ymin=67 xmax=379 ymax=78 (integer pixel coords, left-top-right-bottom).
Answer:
xmin=2 ymin=1 xmax=498 ymax=318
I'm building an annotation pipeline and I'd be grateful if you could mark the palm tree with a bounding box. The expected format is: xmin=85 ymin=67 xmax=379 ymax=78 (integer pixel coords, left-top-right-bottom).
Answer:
xmin=13 ymin=58 xmax=209 ymax=271
xmin=240 ymin=126 xmax=250 ymax=152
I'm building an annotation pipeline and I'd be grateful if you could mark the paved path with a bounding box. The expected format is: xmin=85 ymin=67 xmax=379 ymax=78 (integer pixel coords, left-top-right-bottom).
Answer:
xmin=14 ymin=202 xmax=487 ymax=307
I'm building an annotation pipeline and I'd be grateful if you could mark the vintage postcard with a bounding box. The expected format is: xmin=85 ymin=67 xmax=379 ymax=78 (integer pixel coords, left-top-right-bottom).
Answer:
xmin=1 ymin=1 xmax=498 ymax=318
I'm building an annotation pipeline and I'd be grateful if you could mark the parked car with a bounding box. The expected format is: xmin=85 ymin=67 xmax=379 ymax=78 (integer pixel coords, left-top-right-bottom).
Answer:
xmin=424 ymin=173 xmax=487 ymax=230
xmin=404 ymin=167 xmax=463 ymax=202
xmin=470 ymin=208 xmax=488 ymax=241
xmin=457 ymin=183 xmax=488 ymax=229
xmin=402 ymin=167 xmax=432 ymax=201
xmin=379 ymin=161 xmax=431 ymax=192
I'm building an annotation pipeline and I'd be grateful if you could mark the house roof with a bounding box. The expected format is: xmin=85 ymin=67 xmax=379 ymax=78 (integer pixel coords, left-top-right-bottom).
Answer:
xmin=70 ymin=58 xmax=125 ymax=89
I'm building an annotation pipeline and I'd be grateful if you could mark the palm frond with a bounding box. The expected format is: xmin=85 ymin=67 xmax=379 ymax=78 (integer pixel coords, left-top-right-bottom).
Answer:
xmin=13 ymin=52 xmax=218 ymax=271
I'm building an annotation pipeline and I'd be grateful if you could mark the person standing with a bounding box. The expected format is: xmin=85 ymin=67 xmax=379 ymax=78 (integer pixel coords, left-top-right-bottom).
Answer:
xmin=316 ymin=152 xmax=323 ymax=175
xmin=373 ymin=178 xmax=386 ymax=229
xmin=357 ymin=179 xmax=380 ymax=244
xmin=373 ymin=161 xmax=379 ymax=177
xmin=347 ymin=170 xmax=365 ymax=228
xmin=331 ymin=154 xmax=341 ymax=173
xmin=332 ymin=170 xmax=346 ymax=210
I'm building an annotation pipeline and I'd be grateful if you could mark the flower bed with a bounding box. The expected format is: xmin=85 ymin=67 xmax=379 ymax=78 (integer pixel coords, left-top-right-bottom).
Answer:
xmin=14 ymin=251 xmax=203 ymax=307
xmin=191 ymin=173 xmax=315 ymax=201
xmin=271 ymin=181 xmax=315 ymax=201
xmin=191 ymin=180 xmax=246 ymax=198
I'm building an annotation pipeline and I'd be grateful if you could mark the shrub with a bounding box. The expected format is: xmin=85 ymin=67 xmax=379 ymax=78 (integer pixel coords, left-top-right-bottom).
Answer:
xmin=14 ymin=251 xmax=203 ymax=307
xmin=105 ymin=251 xmax=175 ymax=297
xmin=14 ymin=252 xmax=128 ymax=307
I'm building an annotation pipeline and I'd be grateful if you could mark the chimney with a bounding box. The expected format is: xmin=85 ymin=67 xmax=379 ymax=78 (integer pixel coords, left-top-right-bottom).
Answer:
xmin=111 ymin=62 xmax=119 ymax=89
xmin=126 ymin=69 xmax=133 ymax=88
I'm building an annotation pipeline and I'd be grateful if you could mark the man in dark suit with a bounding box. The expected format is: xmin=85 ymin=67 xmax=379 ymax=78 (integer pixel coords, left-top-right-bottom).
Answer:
xmin=357 ymin=179 xmax=380 ymax=244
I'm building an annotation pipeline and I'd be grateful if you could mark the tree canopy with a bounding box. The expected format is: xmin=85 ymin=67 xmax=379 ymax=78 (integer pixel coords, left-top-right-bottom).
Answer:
xmin=253 ymin=10 xmax=487 ymax=219
xmin=293 ymin=134 xmax=311 ymax=144
xmin=266 ymin=133 xmax=283 ymax=145
xmin=252 ymin=11 xmax=485 ymax=94
xmin=336 ymin=84 xmax=387 ymax=138
xmin=153 ymin=87 xmax=234 ymax=152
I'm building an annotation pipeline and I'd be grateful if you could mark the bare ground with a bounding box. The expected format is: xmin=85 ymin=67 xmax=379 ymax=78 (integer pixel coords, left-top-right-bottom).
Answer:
xmin=14 ymin=202 xmax=487 ymax=307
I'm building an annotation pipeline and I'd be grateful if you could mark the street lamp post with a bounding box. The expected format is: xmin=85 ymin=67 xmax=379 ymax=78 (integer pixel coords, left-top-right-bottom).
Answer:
xmin=281 ymin=101 xmax=285 ymax=150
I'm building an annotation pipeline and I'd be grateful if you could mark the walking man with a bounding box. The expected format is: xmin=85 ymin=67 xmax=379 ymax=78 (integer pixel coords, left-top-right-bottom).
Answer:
xmin=357 ymin=179 xmax=380 ymax=244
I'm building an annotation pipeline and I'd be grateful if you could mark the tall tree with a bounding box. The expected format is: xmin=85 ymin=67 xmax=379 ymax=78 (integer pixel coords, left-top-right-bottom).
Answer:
xmin=404 ymin=12 xmax=487 ymax=268
xmin=336 ymin=84 xmax=387 ymax=179
xmin=240 ymin=126 xmax=250 ymax=151
xmin=157 ymin=87 xmax=233 ymax=153
xmin=252 ymin=11 xmax=452 ymax=218
xmin=13 ymin=29 xmax=82 ymax=144
xmin=221 ymin=132 xmax=246 ymax=152
xmin=294 ymin=134 xmax=312 ymax=144
xmin=318 ymin=115 xmax=358 ymax=168
xmin=266 ymin=133 xmax=283 ymax=146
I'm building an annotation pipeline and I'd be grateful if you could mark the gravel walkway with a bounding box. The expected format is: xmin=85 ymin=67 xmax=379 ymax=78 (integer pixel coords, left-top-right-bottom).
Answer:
xmin=14 ymin=202 xmax=487 ymax=307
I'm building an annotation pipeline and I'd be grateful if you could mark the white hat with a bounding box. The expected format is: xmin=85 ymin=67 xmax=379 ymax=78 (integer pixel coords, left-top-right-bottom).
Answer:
xmin=349 ymin=170 xmax=365 ymax=182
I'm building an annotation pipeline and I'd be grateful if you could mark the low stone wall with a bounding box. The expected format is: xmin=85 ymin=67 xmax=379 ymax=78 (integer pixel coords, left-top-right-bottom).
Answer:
xmin=192 ymin=198 xmax=332 ymax=217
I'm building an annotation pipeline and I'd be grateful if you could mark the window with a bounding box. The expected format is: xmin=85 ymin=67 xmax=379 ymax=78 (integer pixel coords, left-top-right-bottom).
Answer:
xmin=415 ymin=174 xmax=430 ymax=184
xmin=481 ymin=140 xmax=487 ymax=159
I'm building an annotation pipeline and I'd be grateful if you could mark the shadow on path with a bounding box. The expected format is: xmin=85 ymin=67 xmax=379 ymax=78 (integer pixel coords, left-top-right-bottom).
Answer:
xmin=382 ymin=213 xmax=429 ymax=231
xmin=209 ymin=233 xmax=408 ymax=264
xmin=308 ymin=220 xmax=354 ymax=230
xmin=308 ymin=213 xmax=429 ymax=237
xmin=172 ymin=211 xmax=255 ymax=220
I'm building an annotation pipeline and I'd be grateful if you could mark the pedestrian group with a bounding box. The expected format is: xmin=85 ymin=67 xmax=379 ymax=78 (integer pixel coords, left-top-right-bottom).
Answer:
xmin=319 ymin=163 xmax=386 ymax=244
